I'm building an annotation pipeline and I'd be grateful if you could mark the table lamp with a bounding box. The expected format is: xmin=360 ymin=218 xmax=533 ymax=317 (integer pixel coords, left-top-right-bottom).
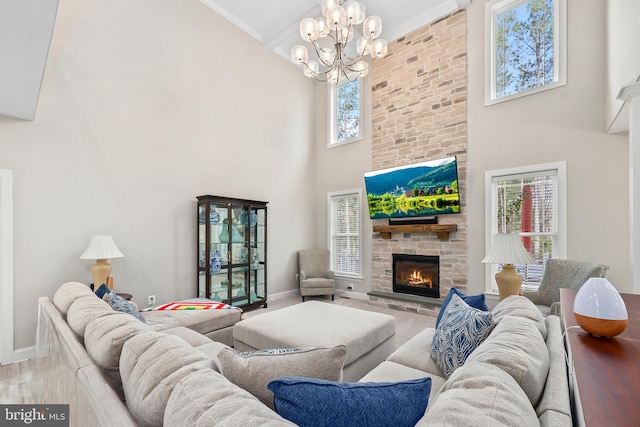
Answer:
xmin=80 ymin=235 xmax=124 ymax=290
xmin=482 ymin=233 xmax=535 ymax=300
xmin=573 ymin=277 xmax=628 ymax=337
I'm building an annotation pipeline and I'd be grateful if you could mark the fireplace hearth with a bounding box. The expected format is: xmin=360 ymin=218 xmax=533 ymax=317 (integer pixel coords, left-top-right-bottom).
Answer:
xmin=392 ymin=254 xmax=439 ymax=298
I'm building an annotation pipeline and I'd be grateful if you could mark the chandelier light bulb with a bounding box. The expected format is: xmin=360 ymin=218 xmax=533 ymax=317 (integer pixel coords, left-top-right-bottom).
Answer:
xmin=304 ymin=61 xmax=320 ymax=77
xmin=291 ymin=45 xmax=309 ymax=64
xmin=319 ymin=48 xmax=337 ymax=66
xmin=340 ymin=25 xmax=354 ymax=44
xmin=322 ymin=0 xmax=339 ymax=17
xmin=300 ymin=18 xmax=319 ymax=41
xmin=316 ymin=17 xmax=330 ymax=38
xmin=363 ymin=15 xmax=382 ymax=38
xmin=328 ymin=67 xmax=340 ymax=84
xmin=352 ymin=60 xmax=369 ymax=77
xmin=370 ymin=38 xmax=388 ymax=58
xmin=326 ymin=6 xmax=346 ymax=31
xmin=344 ymin=1 xmax=365 ymax=25
xmin=357 ymin=37 xmax=370 ymax=55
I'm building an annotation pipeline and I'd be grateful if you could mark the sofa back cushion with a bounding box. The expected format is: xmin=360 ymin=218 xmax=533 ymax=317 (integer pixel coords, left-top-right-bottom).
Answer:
xmin=417 ymin=361 xmax=539 ymax=427
xmin=84 ymin=312 xmax=153 ymax=400
xmin=465 ymin=315 xmax=549 ymax=407
xmin=67 ymin=294 xmax=114 ymax=338
xmin=164 ymin=368 xmax=294 ymax=426
xmin=119 ymin=330 xmax=215 ymax=427
xmin=492 ymin=295 xmax=547 ymax=340
xmin=53 ymin=282 xmax=94 ymax=315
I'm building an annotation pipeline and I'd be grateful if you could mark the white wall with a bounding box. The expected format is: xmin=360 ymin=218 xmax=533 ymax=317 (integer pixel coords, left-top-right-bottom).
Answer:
xmin=0 ymin=0 xmax=316 ymax=351
xmin=467 ymin=0 xmax=630 ymax=294
xmin=312 ymin=79 xmax=373 ymax=294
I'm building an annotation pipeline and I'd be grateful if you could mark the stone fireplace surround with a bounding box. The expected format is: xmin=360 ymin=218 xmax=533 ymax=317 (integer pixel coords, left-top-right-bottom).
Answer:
xmin=367 ymin=10 xmax=468 ymax=316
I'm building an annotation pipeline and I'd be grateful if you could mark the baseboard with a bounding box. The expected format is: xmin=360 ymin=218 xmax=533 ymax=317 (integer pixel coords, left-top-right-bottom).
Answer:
xmin=336 ymin=289 xmax=369 ymax=300
xmin=268 ymin=288 xmax=300 ymax=301
xmin=9 ymin=345 xmax=35 ymax=364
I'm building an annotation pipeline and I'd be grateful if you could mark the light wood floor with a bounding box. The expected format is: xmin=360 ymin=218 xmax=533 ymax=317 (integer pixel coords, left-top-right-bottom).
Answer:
xmin=0 ymin=294 xmax=435 ymax=404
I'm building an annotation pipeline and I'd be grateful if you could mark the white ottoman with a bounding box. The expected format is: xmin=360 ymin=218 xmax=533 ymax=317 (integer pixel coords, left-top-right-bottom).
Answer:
xmin=233 ymin=301 xmax=397 ymax=381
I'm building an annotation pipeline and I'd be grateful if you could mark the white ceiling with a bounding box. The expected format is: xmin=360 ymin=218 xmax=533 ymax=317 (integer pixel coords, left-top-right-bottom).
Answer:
xmin=200 ymin=0 xmax=471 ymax=62
xmin=0 ymin=0 xmax=470 ymax=121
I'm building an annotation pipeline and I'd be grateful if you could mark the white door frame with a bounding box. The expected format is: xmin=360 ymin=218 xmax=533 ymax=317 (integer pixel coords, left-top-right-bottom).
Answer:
xmin=0 ymin=169 xmax=14 ymax=365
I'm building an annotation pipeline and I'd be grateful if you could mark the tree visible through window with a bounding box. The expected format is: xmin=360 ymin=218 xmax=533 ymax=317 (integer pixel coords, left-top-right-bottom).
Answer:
xmin=485 ymin=163 xmax=566 ymax=293
xmin=496 ymin=0 xmax=553 ymax=98
xmin=486 ymin=0 xmax=566 ymax=104
xmin=333 ymin=79 xmax=361 ymax=145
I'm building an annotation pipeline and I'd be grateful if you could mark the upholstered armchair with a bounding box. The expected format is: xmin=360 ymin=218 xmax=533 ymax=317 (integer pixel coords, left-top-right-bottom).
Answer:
xmin=298 ymin=249 xmax=335 ymax=302
xmin=523 ymin=259 xmax=609 ymax=316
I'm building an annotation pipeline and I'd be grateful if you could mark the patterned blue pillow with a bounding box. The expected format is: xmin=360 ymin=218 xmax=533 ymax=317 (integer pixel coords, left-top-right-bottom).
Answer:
xmin=106 ymin=292 xmax=146 ymax=323
xmin=436 ymin=287 xmax=488 ymax=328
xmin=431 ymin=293 xmax=493 ymax=378
xmin=268 ymin=376 xmax=431 ymax=427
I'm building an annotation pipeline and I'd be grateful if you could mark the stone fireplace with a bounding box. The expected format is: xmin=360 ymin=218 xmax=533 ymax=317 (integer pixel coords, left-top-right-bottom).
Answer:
xmin=393 ymin=254 xmax=439 ymax=298
xmin=367 ymin=10 xmax=468 ymax=316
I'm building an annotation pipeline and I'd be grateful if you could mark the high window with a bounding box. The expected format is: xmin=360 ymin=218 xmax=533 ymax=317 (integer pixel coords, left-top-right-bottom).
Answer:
xmin=485 ymin=0 xmax=566 ymax=105
xmin=328 ymin=189 xmax=362 ymax=278
xmin=329 ymin=79 xmax=362 ymax=146
xmin=484 ymin=162 xmax=567 ymax=293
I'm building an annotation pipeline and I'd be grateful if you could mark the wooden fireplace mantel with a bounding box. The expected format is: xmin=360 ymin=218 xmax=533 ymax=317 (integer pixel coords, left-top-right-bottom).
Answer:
xmin=373 ymin=224 xmax=457 ymax=241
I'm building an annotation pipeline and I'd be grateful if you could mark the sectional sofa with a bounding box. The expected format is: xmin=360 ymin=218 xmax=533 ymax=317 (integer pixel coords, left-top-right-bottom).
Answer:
xmin=34 ymin=281 xmax=571 ymax=426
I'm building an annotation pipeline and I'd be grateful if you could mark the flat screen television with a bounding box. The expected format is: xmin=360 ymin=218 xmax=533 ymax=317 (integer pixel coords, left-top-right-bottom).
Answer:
xmin=364 ymin=156 xmax=460 ymax=219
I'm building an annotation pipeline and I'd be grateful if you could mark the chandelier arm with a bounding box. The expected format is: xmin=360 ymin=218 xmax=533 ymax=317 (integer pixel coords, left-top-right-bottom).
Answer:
xmin=309 ymin=39 xmax=338 ymax=69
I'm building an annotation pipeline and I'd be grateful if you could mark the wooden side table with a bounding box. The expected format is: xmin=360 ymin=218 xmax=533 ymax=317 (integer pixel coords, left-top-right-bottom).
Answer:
xmin=560 ymin=288 xmax=640 ymax=426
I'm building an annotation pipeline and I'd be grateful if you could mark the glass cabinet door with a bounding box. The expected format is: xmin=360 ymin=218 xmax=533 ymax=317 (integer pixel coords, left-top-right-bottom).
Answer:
xmin=197 ymin=196 xmax=267 ymax=309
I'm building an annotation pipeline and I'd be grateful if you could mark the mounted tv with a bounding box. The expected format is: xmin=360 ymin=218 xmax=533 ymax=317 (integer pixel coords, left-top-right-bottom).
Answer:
xmin=364 ymin=156 xmax=460 ymax=219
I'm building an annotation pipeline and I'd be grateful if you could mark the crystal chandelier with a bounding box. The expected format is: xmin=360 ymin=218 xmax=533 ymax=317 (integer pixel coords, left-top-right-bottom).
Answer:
xmin=291 ymin=0 xmax=388 ymax=84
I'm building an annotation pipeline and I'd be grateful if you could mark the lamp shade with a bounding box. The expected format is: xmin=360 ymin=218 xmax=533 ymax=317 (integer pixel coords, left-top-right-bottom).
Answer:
xmin=80 ymin=235 xmax=124 ymax=260
xmin=481 ymin=233 xmax=535 ymax=265
xmin=573 ymin=277 xmax=628 ymax=337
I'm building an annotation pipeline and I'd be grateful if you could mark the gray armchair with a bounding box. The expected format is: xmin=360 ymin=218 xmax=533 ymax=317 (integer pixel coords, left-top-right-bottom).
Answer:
xmin=298 ymin=249 xmax=335 ymax=302
xmin=523 ymin=259 xmax=609 ymax=316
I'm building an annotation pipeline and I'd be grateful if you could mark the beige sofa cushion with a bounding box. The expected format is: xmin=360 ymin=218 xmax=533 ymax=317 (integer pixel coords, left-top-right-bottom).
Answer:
xmin=164 ymin=368 xmax=295 ymax=426
xmin=466 ymin=315 xmax=549 ymax=407
xmin=386 ymin=328 xmax=444 ymax=377
xmin=218 ymin=345 xmax=348 ymax=410
xmin=67 ymin=294 xmax=114 ymax=338
xmin=120 ymin=330 xmax=215 ymax=427
xmin=142 ymin=308 xmax=241 ymax=335
xmin=53 ymin=281 xmax=94 ymax=315
xmin=492 ymin=295 xmax=547 ymax=340
xmin=417 ymin=361 xmax=539 ymax=427
xmin=84 ymin=312 xmax=152 ymax=400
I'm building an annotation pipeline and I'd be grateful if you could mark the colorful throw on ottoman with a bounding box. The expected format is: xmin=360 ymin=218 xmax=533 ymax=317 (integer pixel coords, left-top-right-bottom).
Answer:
xmin=152 ymin=300 xmax=242 ymax=311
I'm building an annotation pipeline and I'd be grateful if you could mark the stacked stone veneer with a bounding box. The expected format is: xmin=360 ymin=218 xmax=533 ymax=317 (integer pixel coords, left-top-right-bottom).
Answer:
xmin=368 ymin=10 xmax=468 ymax=316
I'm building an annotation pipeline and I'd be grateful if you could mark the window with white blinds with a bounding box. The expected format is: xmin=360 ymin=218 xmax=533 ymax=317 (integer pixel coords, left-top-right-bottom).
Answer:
xmin=485 ymin=162 xmax=567 ymax=293
xmin=329 ymin=189 xmax=362 ymax=278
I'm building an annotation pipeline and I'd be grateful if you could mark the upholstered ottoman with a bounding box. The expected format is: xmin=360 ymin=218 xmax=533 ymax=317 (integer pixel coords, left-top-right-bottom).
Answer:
xmin=233 ymin=301 xmax=396 ymax=381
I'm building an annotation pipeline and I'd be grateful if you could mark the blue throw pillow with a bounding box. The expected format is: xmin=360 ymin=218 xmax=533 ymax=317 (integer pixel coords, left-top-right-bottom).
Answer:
xmin=431 ymin=293 xmax=493 ymax=378
xmin=94 ymin=283 xmax=111 ymax=299
xmin=436 ymin=287 xmax=488 ymax=327
xmin=268 ymin=376 xmax=431 ymax=427
xmin=106 ymin=292 xmax=147 ymax=323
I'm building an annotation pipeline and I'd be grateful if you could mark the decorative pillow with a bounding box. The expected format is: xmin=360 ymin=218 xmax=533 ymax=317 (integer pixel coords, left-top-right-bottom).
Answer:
xmin=431 ymin=293 xmax=494 ymax=377
xmin=416 ymin=361 xmax=539 ymax=427
xmin=218 ymin=345 xmax=348 ymax=410
xmin=436 ymin=287 xmax=488 ymax=327
xmin=104 ymin=292 xmax=146 ymax=323
xmin=268 ymin=376 xmax=431 ymax=427
xmin=94 ymin=283 xmax=111 ymax=299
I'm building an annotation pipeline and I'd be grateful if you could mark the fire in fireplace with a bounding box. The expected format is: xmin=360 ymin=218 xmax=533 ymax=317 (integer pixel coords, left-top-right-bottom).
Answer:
xmin=392 ymin=254 xmax=439 ymax=298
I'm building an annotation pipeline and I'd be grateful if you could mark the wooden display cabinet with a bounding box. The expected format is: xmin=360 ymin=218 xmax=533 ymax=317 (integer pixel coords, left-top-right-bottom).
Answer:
xmin=197 ymin=195 xmax=267 ymax=310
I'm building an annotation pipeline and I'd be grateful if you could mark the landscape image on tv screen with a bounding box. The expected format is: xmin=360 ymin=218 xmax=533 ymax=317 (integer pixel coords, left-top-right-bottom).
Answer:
xmin=364 ymin=156 xmax=460 ymax=219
